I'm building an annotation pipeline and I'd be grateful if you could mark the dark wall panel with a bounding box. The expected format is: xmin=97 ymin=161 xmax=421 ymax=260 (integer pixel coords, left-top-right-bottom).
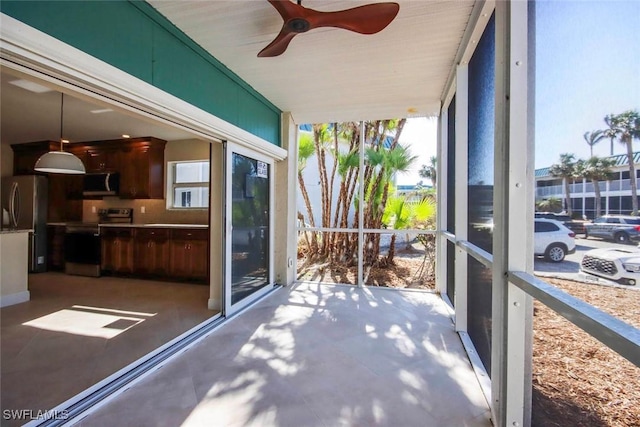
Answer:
xmin=466 ymin=14 xmax=495 ymax=376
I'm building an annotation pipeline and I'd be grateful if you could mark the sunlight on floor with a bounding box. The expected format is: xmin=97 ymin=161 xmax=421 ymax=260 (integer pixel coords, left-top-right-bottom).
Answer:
xmin=22 ymin=305 xmax=156 ymax=339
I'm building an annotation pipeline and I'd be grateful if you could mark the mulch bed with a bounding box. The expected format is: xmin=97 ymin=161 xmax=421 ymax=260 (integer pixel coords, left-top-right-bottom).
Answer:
xmin=532 ymin=278 xmax=640 ymax=427
xmin=296 ymin=251 xmax=434 ymax=290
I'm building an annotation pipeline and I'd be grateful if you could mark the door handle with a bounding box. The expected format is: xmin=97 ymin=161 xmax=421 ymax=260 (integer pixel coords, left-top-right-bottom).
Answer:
xmin=9 ymin=182 xmax=19 ymax=229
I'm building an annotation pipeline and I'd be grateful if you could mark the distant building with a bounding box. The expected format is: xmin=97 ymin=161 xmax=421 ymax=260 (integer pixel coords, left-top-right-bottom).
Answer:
xmin=535 ymin=152 xmax=640 ymax=218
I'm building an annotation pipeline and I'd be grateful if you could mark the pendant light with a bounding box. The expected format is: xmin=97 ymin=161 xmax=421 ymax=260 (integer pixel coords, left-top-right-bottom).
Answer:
xmin=34 ymin=93 xmax=86 ymax=174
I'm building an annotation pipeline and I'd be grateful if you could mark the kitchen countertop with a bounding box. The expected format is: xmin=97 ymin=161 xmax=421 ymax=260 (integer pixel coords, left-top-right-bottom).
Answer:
xmin=99 ymin=223 xmax=208 ymax=229
xmin=47 ymin=223 xmax=207 ymax=229
xmin=0 ymin=229 xmax=33 ymax=234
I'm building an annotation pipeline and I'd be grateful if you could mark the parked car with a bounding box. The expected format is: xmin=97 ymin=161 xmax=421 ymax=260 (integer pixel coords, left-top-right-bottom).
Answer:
xmin=583 ymin=215 xmax=640 ymax=243
xmin=534 ymin=218 xmax=576 ymax=262
xmin=534 ymin=212 xmax=586 ymax=235
xmin=580 ymin=247 xmax=640 ymax=286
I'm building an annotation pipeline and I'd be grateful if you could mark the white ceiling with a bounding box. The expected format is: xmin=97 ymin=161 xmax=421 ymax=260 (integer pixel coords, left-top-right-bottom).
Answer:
xmin=0 ymin=69 xmax=197 ymax=146
xmin=148 ymin=0 xmax=475 ymax=124
xmin=1 ymin=1 xmax=475 ymax=147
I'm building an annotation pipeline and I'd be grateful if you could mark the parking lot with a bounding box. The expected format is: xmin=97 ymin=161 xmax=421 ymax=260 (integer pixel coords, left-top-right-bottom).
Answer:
xmin=534 ymin=235 xmax=640 ymax=289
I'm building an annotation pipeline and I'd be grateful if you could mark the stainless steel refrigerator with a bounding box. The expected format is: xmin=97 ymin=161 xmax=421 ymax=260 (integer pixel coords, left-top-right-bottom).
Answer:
xmin=1 ymin=175 xmax=48 ymax=273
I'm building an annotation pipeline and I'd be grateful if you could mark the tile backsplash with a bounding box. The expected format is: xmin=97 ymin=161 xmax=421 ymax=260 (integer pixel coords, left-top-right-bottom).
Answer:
xmin=83 ymin=198 xmax=208 ymax=225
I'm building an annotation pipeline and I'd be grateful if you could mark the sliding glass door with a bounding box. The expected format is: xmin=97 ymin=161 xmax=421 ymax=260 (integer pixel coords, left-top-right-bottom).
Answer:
xmin=224 ymin=144 xmax=274 ymax=314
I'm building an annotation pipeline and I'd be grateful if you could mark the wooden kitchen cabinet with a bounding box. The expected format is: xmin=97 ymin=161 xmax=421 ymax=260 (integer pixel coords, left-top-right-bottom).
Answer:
xmin=11 ymin=141 xmax=83 ymax=221
xmin=63 ymin=145 xmax=88 ymax=201
xmin=12 ymin=137 xmax=166 ymax=203
xmin=47 ymin=175 xmax=83 ymax=221
xmin=169 ymin=228 xmax=209 ymax=281
xmin=102 ymin=226 xmax=208 ymax=283
xmin=118 ymin=139 xmax=166 ymax=199
xmin=13 ymin=149 xmax=46 ymax=175
xmin=85 ymin=147 xmax=120 ymax=173
xmin=101 ymin=227 xmax=134 ymax=274
xmin=47 ymin=225 xmax=66 ymax=271
xmin=11 ymin=141 xmax=54 ymax=175
xmin=133 ymin=228 xmax=170 ymax=276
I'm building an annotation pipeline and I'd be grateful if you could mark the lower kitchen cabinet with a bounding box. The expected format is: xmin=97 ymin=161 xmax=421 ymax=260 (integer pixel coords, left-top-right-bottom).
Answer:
xmin=133 ymin=228 xmax=170 ymax=276
xmin=101 ymin=228 xmax=134 ymax=274
xmin=47 ymin=225 xmax=66 ymax=271
xmin=169 ymin=229 xmax=209 ymax=281
xmin=100 ymin=226 xmax=208 ymax=283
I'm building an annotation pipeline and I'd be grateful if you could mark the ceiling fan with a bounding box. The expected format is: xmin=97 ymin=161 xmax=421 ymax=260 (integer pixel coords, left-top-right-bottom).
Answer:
xmin=258 ymin=0 xmax=400 ymax=57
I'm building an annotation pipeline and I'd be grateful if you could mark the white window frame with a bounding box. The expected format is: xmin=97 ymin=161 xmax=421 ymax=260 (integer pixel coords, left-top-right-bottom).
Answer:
xmin=166 ymin=160 xmax=210 ymax=210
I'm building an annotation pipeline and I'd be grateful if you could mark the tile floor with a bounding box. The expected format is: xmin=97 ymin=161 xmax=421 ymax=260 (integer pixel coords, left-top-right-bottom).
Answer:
xmin=76 ymin=283 xmax=492 ymax=427
xmin=0 ymin=273 xmax=215 ymax=426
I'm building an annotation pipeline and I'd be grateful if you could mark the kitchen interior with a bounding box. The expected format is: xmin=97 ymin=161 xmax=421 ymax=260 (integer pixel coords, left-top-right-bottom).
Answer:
xmin=0 ymin=67 xmax=219 ymax=417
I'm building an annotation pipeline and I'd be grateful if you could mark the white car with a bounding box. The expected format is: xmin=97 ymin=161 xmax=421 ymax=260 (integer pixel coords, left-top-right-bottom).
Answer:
xmin=580 ymin=248 xmax=640 ymax=286
xmin=534 ymin=218 xmax=576 ymax=262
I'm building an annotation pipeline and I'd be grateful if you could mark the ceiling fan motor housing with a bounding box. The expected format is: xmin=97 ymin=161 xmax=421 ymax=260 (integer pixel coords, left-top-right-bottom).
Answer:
xmin=287 ymin=18 xmax=310 ymax=33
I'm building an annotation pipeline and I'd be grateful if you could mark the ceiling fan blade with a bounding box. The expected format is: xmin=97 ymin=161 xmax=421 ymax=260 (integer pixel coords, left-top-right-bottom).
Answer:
xmin=258 ymin=28 xmax=298 ymax=57
xmin=307 ymin=3 xmax=400 ymax=34
xmin=258 ymin=1 xmax=399 ymax=57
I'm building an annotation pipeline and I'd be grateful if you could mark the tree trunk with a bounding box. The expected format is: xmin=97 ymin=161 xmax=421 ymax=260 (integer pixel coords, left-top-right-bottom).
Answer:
xmin=298 ymin=172 xmax=318 ymax=253
xmin=626 ymin=139 xmax=638 ymax=215
xmin=563 ymin=178 xmax=573 ymax=216
xmin=593 ymin=179 xmax=602 ymax=218
xmin=386 ymin=233 xmax=397 ymax=264
xmin=610 ymin=137 xmax=614 ymax=156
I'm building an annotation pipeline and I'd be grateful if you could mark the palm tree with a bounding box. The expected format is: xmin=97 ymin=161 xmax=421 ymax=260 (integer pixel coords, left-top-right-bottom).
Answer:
xmin=583 ymin=130 xmax=606 ymax=157
xmin=382 ymin=192 xmax=435 ymax=264
xmin=535 ymin=197 xmax=563 ymax=213
xmin=364 ymin=144 xmax=417 ymax=265
xmin=603 ymin=115 xmax=616 ymax=156
xmin=575 ymin=156 xmax=615 ymax=218
xmin=604 ymin=110 xmax=640 ymax=214
xmin=418 ymin=156 xmax=437 ymax=188
xmin=549 ymin=153 xmax=578 ymax=216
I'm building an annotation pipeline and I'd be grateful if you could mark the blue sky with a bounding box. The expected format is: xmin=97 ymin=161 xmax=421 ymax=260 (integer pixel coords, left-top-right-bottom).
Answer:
xmin=396 ymin=117 xmax=438 ymax=186
xmin=535 ymin=0 xmax=640 ymax=168
xmin=398 ymin=1 xmax=639 ymax=185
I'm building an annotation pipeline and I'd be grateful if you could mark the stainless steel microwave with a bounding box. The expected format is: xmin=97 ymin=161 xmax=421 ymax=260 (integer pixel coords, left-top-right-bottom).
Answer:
xmin=83 ymin=173 xmax=120 ymax=197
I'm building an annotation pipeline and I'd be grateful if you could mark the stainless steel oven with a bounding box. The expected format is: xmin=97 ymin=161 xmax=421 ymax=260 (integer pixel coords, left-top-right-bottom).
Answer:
xmin=64 ymin=208 xmax=133 ymax=277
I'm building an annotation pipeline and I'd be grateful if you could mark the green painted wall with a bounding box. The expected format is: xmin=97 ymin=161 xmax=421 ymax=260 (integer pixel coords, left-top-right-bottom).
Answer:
xmin=1 ymin=1 xmax=281 ymax=145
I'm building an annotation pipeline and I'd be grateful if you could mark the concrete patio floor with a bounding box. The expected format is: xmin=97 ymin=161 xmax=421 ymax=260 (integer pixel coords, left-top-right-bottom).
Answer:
xmin=76 ymin=283 xmax=492 ymax=427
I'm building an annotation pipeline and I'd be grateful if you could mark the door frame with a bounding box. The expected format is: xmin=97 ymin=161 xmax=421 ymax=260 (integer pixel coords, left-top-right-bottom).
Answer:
xmin=223 ymin=142 xmax=276 ymax=316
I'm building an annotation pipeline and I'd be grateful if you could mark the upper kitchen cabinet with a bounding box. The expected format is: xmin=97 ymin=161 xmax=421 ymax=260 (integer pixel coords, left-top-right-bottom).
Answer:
xmin=11 ymin=141 xmax=83 ymax=221
xmin=78 ymin=137 xmax=166 ymax=199
xmin=84 ymin=147 xmax=120 ymax=173
xmin=11 ymin=137 xmax=167 ymax=201
xmin=11 ymin=141 xmax=56 ymax=175
xmin=118 ymin=138 xmax=166 ymax=199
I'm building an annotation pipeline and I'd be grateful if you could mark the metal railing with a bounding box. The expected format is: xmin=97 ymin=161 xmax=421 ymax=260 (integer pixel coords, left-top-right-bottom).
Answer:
xmin=453 ymin=236 xmax=640 ymax=369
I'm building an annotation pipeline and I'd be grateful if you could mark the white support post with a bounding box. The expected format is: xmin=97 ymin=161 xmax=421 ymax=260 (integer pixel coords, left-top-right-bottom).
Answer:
xmin=454 ymin=65 xmax=469 ymax=332
xmin=208 ymin=141 xmax=224 ymax=311
xmin=274 ymin=112 xmax=299 ymax=286
xmin=357 ymin=121 xmax=365 ymax=287
xmin=435 ymin=108 xmax=448 ymax=295
xmin=492 ymin=1 xmax=533 ymax=426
